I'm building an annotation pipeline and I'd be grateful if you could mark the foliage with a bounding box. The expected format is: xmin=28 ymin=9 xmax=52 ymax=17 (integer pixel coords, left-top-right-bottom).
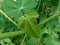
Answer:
xmin=0 ymin=0 xmax=60 ymax=45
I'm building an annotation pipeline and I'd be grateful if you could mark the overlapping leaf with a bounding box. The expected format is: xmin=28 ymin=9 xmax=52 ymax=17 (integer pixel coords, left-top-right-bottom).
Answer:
xmin=1 ymin=0 xmax=37 ymax=21
xmin=18 ymin=11 xmax=40 ymax=39
xmin=42 ymin=34 xmax=60 ymax=45
xmin=25 ymin=19 xmax=40 ymax=39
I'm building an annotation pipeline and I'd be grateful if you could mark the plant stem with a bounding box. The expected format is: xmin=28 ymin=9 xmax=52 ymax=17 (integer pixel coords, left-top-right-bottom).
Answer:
xmin=37 ymin=0 xmax=41 ymax=10
xmin=0 ymin=9 xmax=18 ymax=26
xmin=39 ymin=11 xmax=60 ymax=25
xmin=0 ymin=31 xmax=24 ymax=40
xmin=20 ymin=35 xmax=27 ymax=45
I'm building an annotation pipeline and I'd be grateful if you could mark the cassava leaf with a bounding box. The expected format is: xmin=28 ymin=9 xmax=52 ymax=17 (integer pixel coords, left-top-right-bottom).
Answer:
xmin=18 ymin=11 xmax=39 ymax=28
xmin=1 ymin=0 xmax=37 ymax=21
xmin=0 ymin=14 xmax=5 ymax=27
xmin=27 ymin=37 xmax=39 ymax=45
xmin=24 ymin=11 xmax=39 ymax=18
xmin=25 ymin=19 xmax=40 ymax=39
xmin=18 ymin=16 xmax=25 ymax=28
xmin=42 ymin=34 xmax=60 ymax=45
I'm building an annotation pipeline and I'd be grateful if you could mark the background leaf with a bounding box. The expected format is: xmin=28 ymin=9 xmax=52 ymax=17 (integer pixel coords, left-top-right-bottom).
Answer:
xmin=2 ymin=0 xmax=37 ymax=21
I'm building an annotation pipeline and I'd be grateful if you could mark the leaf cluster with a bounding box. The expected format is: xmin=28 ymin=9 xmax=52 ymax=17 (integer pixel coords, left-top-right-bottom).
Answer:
xmin=0 ymin=0 xmax=60 ymax=45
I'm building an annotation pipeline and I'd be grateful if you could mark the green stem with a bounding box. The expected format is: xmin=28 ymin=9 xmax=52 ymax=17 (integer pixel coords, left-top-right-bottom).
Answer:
xmin=39 ymin=11 xmax=60 ymax=25
xmin=0 ymin=10 xmax=18 ymax=26
xmin=0 ymin=31 xmax=24 ymax=40
xmin=20 ymin=35 xmax=27 ymax=45
xmin=37 ymin=0 xmax=41 ymax=10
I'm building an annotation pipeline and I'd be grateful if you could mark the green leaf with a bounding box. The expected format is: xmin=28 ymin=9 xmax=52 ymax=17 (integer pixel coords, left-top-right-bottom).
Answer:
xmin=58 ymin=16 xmax=60 ymax=23
xmin=42 ymin=34 xmax=60 ymax=45
xmin=3 ymin=38 xmax=11 ymax=42
xmin=54 ymin=24 xmax=60 ymax=32
xmin=0 ymin=15 xmax=5 ymax=27
xmin=25 ymin=19 xmax=40 ymax=39
xmin=45 ymin=18 xmax=58 ymax=33
xmin=18 ymin=16 xmax=25 ymax=28
xmin=2 ymin=0 xmax=37 ymax=21
xmin=0 ymin=38 xmax=15 ymax=45
xmin=18 ymin=11 xmax=39 ymax=28
xmin=27 ymin=37 xmax=39 ymax=45
xmin=25 ymin=11 xmax=39 ymax=18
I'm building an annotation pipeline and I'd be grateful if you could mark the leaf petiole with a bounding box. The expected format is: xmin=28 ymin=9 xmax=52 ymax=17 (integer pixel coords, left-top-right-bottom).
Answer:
xmin=0 ymin=9 xmax=18 ymax=26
